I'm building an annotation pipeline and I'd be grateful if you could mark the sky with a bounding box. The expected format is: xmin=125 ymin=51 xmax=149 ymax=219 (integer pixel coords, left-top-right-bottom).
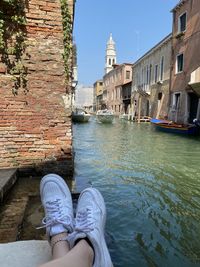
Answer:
xmin=73 ymin=0 xmax=178 ymax=86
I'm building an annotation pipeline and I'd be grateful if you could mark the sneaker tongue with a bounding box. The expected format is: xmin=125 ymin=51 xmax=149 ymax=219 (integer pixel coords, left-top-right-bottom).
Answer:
xmin=78 ymin=192 xmax=93 ymax=210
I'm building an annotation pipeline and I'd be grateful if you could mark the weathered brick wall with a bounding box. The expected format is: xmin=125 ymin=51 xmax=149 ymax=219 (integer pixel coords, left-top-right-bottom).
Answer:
xmin=0 ymin=0 xmax=74 ymax=178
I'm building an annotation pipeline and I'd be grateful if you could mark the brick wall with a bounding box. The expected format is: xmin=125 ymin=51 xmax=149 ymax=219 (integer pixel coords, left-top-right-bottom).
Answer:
xmin=0 ymin=0 xmax=74 ymax=178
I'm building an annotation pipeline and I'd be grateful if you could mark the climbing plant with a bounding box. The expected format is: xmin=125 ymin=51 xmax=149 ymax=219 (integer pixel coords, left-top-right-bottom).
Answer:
xmin=0 ymin=0 xmax=27 ymax=95
xmin=60 ymin=0 xmax=73 ymax=87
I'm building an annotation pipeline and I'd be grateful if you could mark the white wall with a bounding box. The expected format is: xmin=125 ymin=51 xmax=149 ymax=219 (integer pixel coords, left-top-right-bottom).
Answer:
xmin=75 ymin=84 xmax=94 ymax=107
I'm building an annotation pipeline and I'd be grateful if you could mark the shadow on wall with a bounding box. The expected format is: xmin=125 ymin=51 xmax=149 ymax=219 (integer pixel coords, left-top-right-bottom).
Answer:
xmin=17 ymin=157 xmax=74 ymax=180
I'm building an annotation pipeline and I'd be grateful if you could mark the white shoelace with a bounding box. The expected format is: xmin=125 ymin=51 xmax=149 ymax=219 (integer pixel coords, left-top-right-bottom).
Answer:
xmin=67 ymin=208 xmax=94 ymax=243
xmin=37 ymin=199 xmax=72 ymax=230
xmin=75 ymin=208 xmax=94 ymax=233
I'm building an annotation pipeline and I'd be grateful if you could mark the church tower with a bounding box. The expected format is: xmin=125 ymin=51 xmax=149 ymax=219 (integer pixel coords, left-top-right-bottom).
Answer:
xmin=105 ymin=33 xmax=117 ymax=74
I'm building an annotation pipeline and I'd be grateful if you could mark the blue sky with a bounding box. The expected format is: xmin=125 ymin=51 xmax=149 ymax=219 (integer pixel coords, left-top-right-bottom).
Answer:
xmin=74 ymin=0 xmax=178 ymax=86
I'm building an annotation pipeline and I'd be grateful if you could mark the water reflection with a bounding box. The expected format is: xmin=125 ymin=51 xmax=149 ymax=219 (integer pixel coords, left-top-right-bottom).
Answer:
xmin=73 ymin=118 xmax=200 ymax=267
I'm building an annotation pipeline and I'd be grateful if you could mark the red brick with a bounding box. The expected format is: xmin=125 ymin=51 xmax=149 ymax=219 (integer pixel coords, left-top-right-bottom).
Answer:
xmin=0 ymin=0 xmax=73 ymax=176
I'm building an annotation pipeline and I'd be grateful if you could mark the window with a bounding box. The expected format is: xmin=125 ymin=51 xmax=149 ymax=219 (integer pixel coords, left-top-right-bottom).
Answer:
xmin=109 ymin=58 xmax=111 ymax=66
xmin=178 ymin=12 xmax=187 ymax=32
xmin=154 ymin=64 xmax=158 ymax=83
xmin=113 ymin=59 xmax=115 ymax=65
xmin=146 ymin=66 xmax=149 ymax=84
xmin=149 ymin=64 xmax=152 ymax=84
xmin=176 ymin=53 xmax=184 ymax=73
xmin=99 ymin=82 xmax=103 ymax=86
xmin=160 ymin=56 xmax=164 ymax=81
xmin=142 ymin=68 xmax=144 ymax=88
xmin=126 ymin=70 xmax=130 ymax=79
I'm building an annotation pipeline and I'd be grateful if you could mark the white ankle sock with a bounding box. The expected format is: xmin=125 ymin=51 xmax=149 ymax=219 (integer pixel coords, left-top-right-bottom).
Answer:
xmin=50 ymin=224 xmax=68 ymax=237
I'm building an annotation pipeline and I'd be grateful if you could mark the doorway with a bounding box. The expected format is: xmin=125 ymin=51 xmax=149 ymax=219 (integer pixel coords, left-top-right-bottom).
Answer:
xmin=188 ymin=93 xmax=199 ymax=123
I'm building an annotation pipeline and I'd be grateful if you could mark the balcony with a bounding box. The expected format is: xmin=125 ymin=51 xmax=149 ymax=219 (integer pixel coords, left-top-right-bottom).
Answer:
xmin=189 ymin=67 xmax=200 ymax=95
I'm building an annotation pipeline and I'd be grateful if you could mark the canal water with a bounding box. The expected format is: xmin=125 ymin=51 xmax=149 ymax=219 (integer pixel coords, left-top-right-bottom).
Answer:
xmin=73 ymin=117 xmax=200 ymax=267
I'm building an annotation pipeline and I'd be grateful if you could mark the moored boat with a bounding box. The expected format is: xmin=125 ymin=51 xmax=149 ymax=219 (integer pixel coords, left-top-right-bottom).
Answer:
xmin=150 ymin=118 xmax=199 ymax=135
xmin=72 ymin=108 xmax=90 ymax=123
xmin=96 ymin=109 xmax=114 ymax=123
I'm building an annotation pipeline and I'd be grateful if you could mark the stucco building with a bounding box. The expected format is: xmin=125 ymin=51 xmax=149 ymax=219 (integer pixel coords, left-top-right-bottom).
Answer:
xmin=169 ymin=0 xmax=200 ymax=124
xmin=93 ymin=80 xmax=103 ymax=111
xmin=103 ymin=63 xmax=133 ymax=114
xmin=131 ymin=34 xmax=172 ymax=120
xmin=122 ymin=81 xmax=132 ymax=114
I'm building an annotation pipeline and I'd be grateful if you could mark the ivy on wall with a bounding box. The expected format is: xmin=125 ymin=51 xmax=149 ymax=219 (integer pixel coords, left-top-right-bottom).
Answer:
xmin=0 ymin=0 xmax=27 ymax=95
xmin=0 ymin=0 xmax=73 ymax=94
xmin=60 ymin=0 xmax=73 ymax=88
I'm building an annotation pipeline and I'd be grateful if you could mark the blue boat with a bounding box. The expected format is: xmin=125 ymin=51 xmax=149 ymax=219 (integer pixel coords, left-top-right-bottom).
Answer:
xmin=150 ymin=118 xmax=199 ymax=135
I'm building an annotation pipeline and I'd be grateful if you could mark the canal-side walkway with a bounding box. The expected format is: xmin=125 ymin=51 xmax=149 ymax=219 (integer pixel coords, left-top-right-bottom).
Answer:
xmin=0 ymin=172 xmax=77 ymax=243
xmin=0 ymin=170 xmax=50 ymax=266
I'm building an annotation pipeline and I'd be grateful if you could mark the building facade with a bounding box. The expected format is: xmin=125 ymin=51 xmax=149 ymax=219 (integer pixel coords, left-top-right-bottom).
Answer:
xmin=0 ymin=0 xmax=75 ymax=177
xmin=93 ymin=80 xmax=103 ymax=111
xmin=122 ymin=81 xmax=132 ymax=114
xmin=131 ymin=34 xmax=172 ymax=119
xmin=169 ymin=0 xmax=200 ymax=124
xmin=103 ymin=63 xmax=133 ymax=114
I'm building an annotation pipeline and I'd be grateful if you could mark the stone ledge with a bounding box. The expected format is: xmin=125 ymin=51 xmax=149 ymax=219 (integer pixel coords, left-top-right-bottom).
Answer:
xmin=0 ymin=240 xmax=51 ymax=267
xmin=0 ymin=169 xmax=17 ymax=202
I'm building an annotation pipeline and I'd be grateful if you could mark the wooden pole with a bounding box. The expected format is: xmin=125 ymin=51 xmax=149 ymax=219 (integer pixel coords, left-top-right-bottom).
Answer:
xmin=130 ymin=104 xmax=133 ymax=121
xmin=138 ymin=96 xmax=141 ymax=123
xmin=128 ymin=104 xmax=130 ymax=120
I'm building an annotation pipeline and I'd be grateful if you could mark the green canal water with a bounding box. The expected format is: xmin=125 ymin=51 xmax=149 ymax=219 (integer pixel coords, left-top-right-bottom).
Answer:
xmin=73 ymin=117 xmax=200 ymax=267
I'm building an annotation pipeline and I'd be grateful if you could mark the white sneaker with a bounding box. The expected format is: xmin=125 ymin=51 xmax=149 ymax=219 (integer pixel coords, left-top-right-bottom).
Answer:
xmin=67 ymin=187 xmax=113 ymax=267
xmin=39 ymin=173 xmax=74 ymax=241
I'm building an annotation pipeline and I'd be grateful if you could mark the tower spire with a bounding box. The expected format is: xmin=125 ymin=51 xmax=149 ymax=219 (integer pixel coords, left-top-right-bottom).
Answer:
xmin=105 ymin=33 xmax=117 ymax=74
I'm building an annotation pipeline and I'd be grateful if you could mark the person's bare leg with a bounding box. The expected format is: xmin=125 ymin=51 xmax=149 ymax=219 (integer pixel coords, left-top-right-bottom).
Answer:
xmin=39 ymin=239 xmax=94 ymax=267
xmin=50 ymin=233 xmax=70 ymax=259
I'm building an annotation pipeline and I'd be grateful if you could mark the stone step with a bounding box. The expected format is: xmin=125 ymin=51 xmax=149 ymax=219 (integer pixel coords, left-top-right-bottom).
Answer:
xmin=0 ymin=196 xmax=29 ymax=243
xmin=0 ymin=240 xmax=51 ymax=267
xmin=0 ymin=169 xmax=18 ymax=202
xmin=0 ymin=175 xmax=80 ymax=243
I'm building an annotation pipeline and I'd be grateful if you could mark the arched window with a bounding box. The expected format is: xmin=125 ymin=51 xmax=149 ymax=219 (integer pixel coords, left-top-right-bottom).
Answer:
xmin=109 ymin=58 xmax=111 ymax=66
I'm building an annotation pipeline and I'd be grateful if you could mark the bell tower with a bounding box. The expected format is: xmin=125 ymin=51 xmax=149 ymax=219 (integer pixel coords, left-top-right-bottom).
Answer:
xmin=105 ymin=33 xmax=117 ymax=74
